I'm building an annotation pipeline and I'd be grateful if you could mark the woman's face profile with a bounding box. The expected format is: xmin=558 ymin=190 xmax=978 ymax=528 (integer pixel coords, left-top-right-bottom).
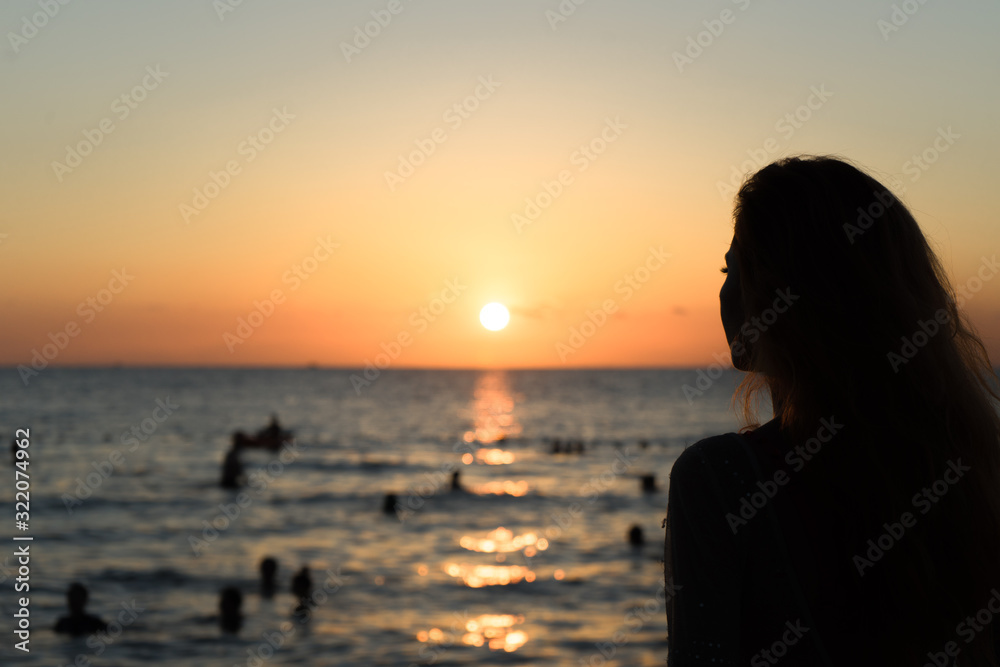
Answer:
xmin=719 ymin=237 xmax=748 ymax=369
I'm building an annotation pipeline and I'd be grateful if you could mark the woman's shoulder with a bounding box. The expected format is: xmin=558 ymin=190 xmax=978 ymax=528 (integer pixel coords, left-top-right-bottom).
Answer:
xmin=671 ymin=431 xmax=749 ymax=477
xmin=669 ymin=431 xmax=756 ymax=502
xmin=672 ymin=433 xmax=741 ymax=473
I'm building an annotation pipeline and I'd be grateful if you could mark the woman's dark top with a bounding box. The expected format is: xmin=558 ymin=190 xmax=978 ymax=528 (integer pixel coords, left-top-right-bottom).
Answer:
xmin=665 ymin=418 xmax=1000 ymax=666
xmin=665 ymin=419 xmax=910 ymax=665
xmin=666 ymin=419 xmax=824 ymax=665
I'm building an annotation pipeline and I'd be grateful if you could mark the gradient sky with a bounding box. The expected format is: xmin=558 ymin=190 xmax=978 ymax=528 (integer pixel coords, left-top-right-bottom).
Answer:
xmin=2 ymin=0 xmax=999 ymax=369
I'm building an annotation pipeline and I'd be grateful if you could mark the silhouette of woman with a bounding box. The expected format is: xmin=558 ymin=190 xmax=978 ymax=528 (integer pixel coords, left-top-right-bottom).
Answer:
xmin=665 ymin=156 xmax=1000 ymax=665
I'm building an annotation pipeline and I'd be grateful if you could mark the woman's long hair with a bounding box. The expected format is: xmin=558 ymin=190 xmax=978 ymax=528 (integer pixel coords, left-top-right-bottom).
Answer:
xmin=731 ymin=155 xmax=1000 ymax=663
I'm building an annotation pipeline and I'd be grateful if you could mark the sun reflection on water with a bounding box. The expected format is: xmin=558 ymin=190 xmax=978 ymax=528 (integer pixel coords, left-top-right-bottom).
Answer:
xmin=417 ymin=614 xmax=528 ymax=652
xmin=468 ymin=479 xmax=529 ymax=496
xmin=459 ymin=527 xmax=549 ymax=553
xmin=461 ymin=447 xmax=517 ymax=465
xmin=462 ymin=371 xmax=522 ymax=445
xmin=443 ymin=562 xmax=536 ymax=587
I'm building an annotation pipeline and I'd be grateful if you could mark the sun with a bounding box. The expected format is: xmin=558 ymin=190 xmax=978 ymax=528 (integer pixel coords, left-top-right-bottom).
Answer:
xmin=479 ymin=303 xmax=510 ymax=331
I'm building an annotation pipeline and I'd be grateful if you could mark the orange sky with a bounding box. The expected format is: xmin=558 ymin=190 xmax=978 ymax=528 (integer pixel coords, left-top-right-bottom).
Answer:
xmin=2 ymin=1 xmax=999 ymax=370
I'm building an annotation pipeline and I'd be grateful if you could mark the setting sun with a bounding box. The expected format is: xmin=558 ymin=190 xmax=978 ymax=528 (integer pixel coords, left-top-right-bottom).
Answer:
xmin=479 ymin=303 xmax=510 ymax=331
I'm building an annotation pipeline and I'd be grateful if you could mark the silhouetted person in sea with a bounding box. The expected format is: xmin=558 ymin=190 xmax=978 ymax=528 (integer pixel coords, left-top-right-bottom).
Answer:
xmin=291 ymin=566 xmax=312 ymax=596
xmin=639 ymin=474 xmax=656 ymax=493
xmin=54 ymin=583 xmax=108 ymax=636
xmin=220 ymin=436 xmax=244 ymax=489
xmin=382 ymin=493 xmax=398 ymax=515
xmin=450 ymin=471 xmax=462 ymax=492
xmin=665 ymin=156 xmax=1000 ymax=665
xmin=260 ymin=413 xmax=283 ymax=440
xmin=219 ymin=586 xmax=242 ymax=634
xmin=260 ymin=557 xmax=278 ymax=598
xmin=628 ymin=524 xmax=644 ymax=547
xmin=291 ymin=566 xmax=312 ymax=607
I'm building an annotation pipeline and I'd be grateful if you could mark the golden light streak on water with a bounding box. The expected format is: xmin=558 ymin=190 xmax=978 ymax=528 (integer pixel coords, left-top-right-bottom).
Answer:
xmin=458 ymin=527 xmax=550 ymax=553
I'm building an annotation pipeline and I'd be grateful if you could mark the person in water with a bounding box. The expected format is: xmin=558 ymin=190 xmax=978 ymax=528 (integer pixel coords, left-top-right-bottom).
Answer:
xmin=260 ymin=414 xmax=283 ymax=440
xmin=291 ymin=565 xmax=313 ymax=615
xmin=260 ymin=556 xmax=278 ymax=598
xmin=665 ymin=156 xmax=1000 ymax=665
xmin=220 ymin=436 xmax=245 ymax=489
xmin=219 ymin=586 xmax=242 ymax=634
xmin=54 ymin=583 xmax=108 ymax=636
xmin=382 ymin=492 xmax=398 ymax=515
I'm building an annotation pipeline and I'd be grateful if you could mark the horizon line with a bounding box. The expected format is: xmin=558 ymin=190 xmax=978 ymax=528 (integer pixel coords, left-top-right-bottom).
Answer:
xmin=0 ymin=363 xmax=744 ymax=372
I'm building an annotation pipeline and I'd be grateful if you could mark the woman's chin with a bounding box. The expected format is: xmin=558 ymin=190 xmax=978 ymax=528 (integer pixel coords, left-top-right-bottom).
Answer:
xmin=729 ymin=349 xmax=753 ymax=372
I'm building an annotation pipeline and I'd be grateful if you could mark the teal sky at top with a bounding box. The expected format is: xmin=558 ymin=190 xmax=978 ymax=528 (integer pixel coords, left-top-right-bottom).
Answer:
xmin=4 ymin=0 xmax=998 ymax=172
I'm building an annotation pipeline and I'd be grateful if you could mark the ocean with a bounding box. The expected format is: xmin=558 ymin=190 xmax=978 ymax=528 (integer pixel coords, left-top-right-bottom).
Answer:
xmin=0 ymin=368 xmax=749 ymax=666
